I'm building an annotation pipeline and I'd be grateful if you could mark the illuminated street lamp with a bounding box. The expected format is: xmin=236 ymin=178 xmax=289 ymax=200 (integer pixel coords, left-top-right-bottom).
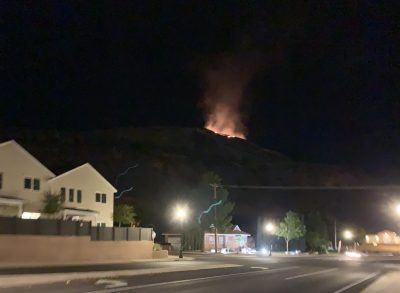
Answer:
xmin=174 ymin=205 xmax=188 ymax=258
xmin=175 ymin=206 xmax=187 ymax=222
xmin=396 ymin=203 xmax=400 ymax=216
xmin=265 ymin=222 xmax=275 ymax=233
xmin=343 ymin=230 xmax=353 ymax=240
xmin=265 ymin=222 xmax=276 ymax=256
xmin=341 ymin=229 xmax=357 ymax=252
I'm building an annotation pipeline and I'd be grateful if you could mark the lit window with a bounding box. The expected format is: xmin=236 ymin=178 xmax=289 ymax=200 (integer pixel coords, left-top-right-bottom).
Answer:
xmin=101 ymin=193 xmax=106 ymax=203
xmin=33 ymin=178 xmax=40 ymax=191
xmin=69 ymin=189 xmax=74 ymax=202
xmin=96 ymin=193 xmax=101 ymax=202
xmin=24 ymin=178 xmax=32 ymax=189
xmin=21 ymin=212 xmax=41 ymax=219
xmin=77 ymin=190 xmax=82 ymax=203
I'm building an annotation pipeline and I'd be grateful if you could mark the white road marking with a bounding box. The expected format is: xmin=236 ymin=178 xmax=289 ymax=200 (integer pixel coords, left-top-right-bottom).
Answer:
xmin=95 ymin=279 xmax=128 ymax=289
xmin=250 ymin=266 xmax=269 ymax=270
xmin=332 ymin=271 xmax=380 ymax=293
xmin=0 ymin=264 xmax=243 ymax=289
xmin=285 ymin=268 xmax=338 ymax=280
xmin=86 ymin=266 xmax=299 ymax=293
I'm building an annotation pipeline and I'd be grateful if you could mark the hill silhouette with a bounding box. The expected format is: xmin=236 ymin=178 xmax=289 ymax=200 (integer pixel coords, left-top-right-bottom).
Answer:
xmin=0 ymin=127 xmax=370 ymax=233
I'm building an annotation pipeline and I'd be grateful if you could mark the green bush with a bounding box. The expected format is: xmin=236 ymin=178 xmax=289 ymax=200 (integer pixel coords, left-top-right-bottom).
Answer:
xmin=153 ymin=243 xmax=162 ymax=251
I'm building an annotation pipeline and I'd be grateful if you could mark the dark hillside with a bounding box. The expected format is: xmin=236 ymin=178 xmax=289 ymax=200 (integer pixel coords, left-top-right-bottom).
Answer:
xmin=0 ymin=127 xmax=372 ymax=233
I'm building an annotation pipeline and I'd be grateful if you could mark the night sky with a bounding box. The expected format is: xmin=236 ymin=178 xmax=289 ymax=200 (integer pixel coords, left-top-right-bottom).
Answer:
xmin=2 ymin=2 xmax=399 ymax=176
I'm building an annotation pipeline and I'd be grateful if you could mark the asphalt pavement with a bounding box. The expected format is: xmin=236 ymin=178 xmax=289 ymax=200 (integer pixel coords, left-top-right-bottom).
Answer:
xmin=1 ymin=253 xmax=400 ymax=292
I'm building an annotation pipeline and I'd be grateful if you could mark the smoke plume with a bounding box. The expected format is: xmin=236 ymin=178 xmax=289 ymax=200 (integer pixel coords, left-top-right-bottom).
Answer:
xmin=201 ymin=52 xmax=261 ymax=139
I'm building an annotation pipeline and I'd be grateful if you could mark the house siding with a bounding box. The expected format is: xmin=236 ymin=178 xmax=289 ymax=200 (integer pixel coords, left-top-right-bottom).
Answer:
xmin=0 ymin=141 xmax=53 ymax=212
xmin=49 ymin=165 xmax=115 ymax=227
xmin=0 ymin=141 xmax=116 ymax=227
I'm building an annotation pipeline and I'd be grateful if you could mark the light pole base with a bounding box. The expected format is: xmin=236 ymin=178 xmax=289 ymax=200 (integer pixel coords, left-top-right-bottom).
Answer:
xmin=179 ymin=250 xmax=183 ymax=258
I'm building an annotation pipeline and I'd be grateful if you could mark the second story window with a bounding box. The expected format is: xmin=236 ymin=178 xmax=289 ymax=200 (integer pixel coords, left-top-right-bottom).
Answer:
xmin=77 ymin=190 xmax=82 ymax=203
xmin=69 ymin=189 xmax=74 ymax=202
xmin=24 ymin=178 xmax=32 ymax=189
xmin=95 ymin=193 xmax=106 ymax=203
xmin=60 ymin=187 xmax=66 ymax=202
xmin=33 ymin=178 xmax=40 ymax=191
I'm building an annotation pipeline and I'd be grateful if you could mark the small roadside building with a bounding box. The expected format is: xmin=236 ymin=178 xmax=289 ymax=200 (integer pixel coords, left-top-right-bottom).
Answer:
xmin=360 ymin=230 xmax=400 ymax=254
xmin=365 ymin=230 xmax=400 ymax=245
xmin=203 ymin=225 xmax=250 ymax=253
xmin=161 ymin=232 xmax=182 ymax=253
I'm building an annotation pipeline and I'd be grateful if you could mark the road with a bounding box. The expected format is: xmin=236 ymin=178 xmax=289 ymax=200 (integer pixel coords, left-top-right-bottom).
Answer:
xmin=1 ymin=253 xmax=400 ymax=292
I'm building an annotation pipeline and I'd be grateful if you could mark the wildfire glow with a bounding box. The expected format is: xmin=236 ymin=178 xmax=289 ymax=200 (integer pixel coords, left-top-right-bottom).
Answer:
xmin=205 ymin=103 xmax=246 ymax=139
xmin=201 ymin=53 xmax=261 ymax=140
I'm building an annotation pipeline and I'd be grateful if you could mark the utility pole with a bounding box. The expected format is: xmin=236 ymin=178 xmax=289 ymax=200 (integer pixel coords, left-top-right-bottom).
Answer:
xmin=334 ymin=219 xmax=337 ymax=250
xmin=212 ymin=183 xmax=218 ymax=254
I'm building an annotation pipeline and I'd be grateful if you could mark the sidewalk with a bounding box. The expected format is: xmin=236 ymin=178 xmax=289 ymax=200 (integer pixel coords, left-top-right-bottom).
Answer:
xmin=362 ymin=272 xmax=400 ymax=292
xmin=0 ymin=255 xmax=194 ymax=269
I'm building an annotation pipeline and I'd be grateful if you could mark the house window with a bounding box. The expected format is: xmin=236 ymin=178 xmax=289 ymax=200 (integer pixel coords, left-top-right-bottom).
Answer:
xmin=77 ymin=190 xmax=82 ymax=203
xmin=60 ymin=187 xmax=66 ymax=202
xmin=97 ymin=223 xmax=106 ymax=227
xmin=96 ymin=193 xmax=101 ymax=202
xmin=0 ymin=173 xmax=2 ymax=189
xmin=33 ymin=178 xmax=40 ymax=191
xmin=24 ymin=178 xmax=32 ymax=189
xmin=69 ymin=189 xmax=74 ymax=202
xmin=101 ymin=193 xmax=106 ymax=203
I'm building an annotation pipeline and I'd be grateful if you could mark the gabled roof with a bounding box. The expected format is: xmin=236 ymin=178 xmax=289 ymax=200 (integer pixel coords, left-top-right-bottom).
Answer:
xmin=0 ymin=140 xmax=55 ymax=177
xmin=48 ymin=163 xmax=117 ymax=192
xmin=205 ymin=225 xmax=251 ymax=236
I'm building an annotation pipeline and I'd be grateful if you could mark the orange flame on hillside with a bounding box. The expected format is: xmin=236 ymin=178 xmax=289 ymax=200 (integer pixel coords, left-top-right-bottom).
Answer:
xmin=205 ymin=103 xmax=246 ymax=139
xmin=201 ymin=52 xmax=262 ymax=140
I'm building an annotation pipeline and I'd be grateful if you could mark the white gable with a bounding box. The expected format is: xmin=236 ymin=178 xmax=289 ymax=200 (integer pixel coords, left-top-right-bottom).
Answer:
xmin=49 ymin=163 xmax=117 ymax=192
xmin=0 ymin=140 xmax=55 ymax=177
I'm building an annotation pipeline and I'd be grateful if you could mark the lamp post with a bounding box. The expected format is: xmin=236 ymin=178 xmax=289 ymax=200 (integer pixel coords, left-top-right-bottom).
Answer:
xmin=265 ymin=222 xmax=275 ymax=256
xmin=174 ymin=205 xmax=188 ymax=258
xmin=343 ymin=230 xmax=355 ymax=251
xmin=211 ymin=184 xmax=218 ymax=254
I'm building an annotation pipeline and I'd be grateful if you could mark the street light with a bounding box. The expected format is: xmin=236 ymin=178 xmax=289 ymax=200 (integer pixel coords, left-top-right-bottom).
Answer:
xmin=343 ymin=230 xmax=353 ymax=240
xmin=265 ymin=222 xmax=275 ymax=233
xmin=174 ymin=205 xmax=188 ymax=258
xmin=265 ymin=222 xmax=275 ymax=256
xmin=396 ymin=203 xmax=400 ymax=216
xmin=342 ymin=229 xmax=357 ymax=252
xmin=175 ymin=207 xmax=187 ymax=222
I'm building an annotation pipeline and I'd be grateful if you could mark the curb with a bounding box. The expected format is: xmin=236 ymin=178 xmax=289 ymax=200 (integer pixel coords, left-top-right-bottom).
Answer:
xmin=0 ymin=256 xmax=195 ymax=269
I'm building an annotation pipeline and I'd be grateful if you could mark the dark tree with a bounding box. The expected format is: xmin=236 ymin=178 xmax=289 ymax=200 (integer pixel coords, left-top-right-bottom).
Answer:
xmin=42 ymin=192 xmax=63 ymax=217
xmin=306 ymin=211 xmax=329 ymax=253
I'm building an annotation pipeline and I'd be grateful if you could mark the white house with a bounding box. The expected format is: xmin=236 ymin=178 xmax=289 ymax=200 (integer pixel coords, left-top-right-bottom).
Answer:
xmin=0 ymin=140 xmax=55 ymax=218
xmin=0 ymin=140 xmax=116 ymax=226
xmin=48 ymin=163 xmax=116 ymax=227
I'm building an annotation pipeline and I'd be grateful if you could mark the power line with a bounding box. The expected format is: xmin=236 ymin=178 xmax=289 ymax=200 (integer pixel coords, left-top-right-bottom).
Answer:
xmin=218 ymin=184 xmax=400 ymax=191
